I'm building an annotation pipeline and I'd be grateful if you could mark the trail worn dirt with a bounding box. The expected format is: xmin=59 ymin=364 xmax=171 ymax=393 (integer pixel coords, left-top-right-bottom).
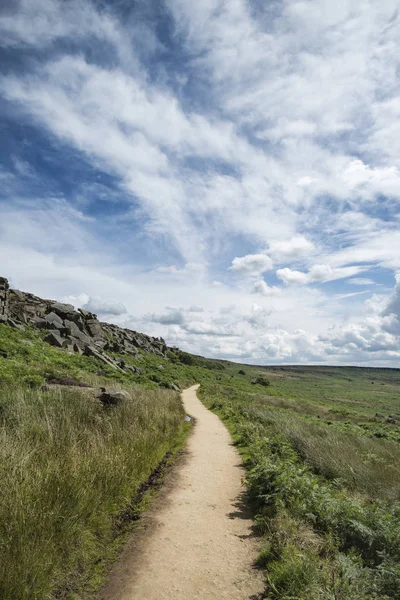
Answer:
xmin=98 ymin=384 xmax=265 ymax=600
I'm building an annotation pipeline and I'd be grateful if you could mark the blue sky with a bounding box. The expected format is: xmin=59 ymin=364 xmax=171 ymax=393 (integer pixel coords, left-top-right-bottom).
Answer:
xmin=1 ymin=0 xmax=400 ymax=365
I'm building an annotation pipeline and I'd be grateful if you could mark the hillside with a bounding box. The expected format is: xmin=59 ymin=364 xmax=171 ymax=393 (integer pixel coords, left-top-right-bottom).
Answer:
xmin=1 ymin=277 xmax=400 ymax=599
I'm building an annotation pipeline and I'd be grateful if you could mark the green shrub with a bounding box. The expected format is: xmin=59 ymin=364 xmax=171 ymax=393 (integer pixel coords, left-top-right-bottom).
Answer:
xmin=253 ymin=375 xmax=271 ymax=387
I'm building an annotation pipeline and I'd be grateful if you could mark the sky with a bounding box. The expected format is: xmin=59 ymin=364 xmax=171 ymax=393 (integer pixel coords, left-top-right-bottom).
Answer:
xmin=1 ymin=0 xmax=400 ymax=366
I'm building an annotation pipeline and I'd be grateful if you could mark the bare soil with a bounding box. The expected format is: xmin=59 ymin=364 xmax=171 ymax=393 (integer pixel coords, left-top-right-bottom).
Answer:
xmin=98 ymin=384 xmax=265 ymax=600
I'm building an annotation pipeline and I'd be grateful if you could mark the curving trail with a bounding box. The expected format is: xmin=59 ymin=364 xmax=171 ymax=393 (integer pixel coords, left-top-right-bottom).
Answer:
xmin=99 ymin=384 xmax=264 ymax=600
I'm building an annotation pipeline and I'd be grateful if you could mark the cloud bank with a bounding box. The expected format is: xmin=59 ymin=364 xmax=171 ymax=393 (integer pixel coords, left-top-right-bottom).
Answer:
xmin=1 ymin=0 xmax=400 ymax=365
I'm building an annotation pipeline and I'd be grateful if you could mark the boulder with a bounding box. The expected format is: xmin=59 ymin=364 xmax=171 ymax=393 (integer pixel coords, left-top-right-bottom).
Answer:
xmin=78 ymin=308 xmax=97 ymax=320
xmin=85 ymin=318 xmax=104 ymax=339
xmin=171 ymin=383 xmax=180 ymax=392
xmin=45 ymin=312 xmax=64 ymax=328
xmin=32 ymin=316 xmax=48 ymax=329
xmin=98 ymin=389 xmax=131 ymax=406
xmin=83 ymin=345 xmax=125 ymax=372
xmin=44 ymin=331 xmax=67 ymax=348
xmin=49 ymin=302 xmax=76 ymax=320
xmin=64 ymin=319 xmax=83 ymax=338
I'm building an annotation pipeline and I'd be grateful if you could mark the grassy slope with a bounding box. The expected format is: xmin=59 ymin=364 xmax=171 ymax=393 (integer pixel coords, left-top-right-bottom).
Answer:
xmin=199 ymin=364 xmax=400 ymax=599
xmin=2 ymin=322 xmax=400 ymax=599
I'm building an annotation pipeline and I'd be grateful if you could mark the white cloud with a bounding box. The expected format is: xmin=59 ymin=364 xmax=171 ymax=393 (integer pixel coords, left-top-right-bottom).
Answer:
xmin=1 ymin=0 xmax=400 ymax=365
xmin=277 ymin=264 xmax=366 ymax=286
xmin=276 ymin=268 xmax=309 ymax=285
xmin=230 ymin=253 xmax=273 ymax=276
xmin=82 ymin=297 xmax=128 ymax=317
xmin=252 ymin=280 xmax=281 ymax=297
xmin=269 ymin=236 xmax=315 ymax=260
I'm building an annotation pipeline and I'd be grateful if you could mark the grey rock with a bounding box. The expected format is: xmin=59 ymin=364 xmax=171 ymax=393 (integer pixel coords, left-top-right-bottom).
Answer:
xmin=44 ymin=331 xmax=67 ymax=348
xmin=85 ymin=318 xmax=104 ymax=339
xmin=171 ymin=383 xmax=180 ymax=392
xmin=45 ymin=312 xmax=64 ymax=327
xmin=78 ymin=308 xmax=96 ymax=320
xmin=50 ymin=302 xmax=76 ymax=319
xmin=64 ymin=319 xmax=83 ymax=338
xmin=8 ymin=319 xmax=25 ymax=331
xmin=32 ymin=316 xmax=48 ymax=329
xmin=83 ymin=345 xmax=124 ymax=372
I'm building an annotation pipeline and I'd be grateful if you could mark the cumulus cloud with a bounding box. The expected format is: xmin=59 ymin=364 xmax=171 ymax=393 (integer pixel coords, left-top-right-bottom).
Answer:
xmin=1 ymin=0 xmax=400 ymax=365
xmin=276 ymin=268 xmax=309 ymax=285
xmin=252 ymin=280 xmax=280 ymax=297
xmin=82 ymin=297 xmax=128 ymax=317
xmin=230 ymin=254 xmax=273 ymax=276
xmin=268 ymin=236 xmax=315 ymax=260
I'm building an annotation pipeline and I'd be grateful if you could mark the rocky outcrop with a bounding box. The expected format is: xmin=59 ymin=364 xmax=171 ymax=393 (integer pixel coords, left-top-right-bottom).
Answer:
xmin=0 ymin=277 xmax=169 ymax=372
xmin=0 ymin=278 xmax=10 ymax=322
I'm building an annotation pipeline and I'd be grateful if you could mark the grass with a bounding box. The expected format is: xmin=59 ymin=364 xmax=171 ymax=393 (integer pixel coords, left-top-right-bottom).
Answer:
xmin=3 ymin=319 xmax=400 ymax=599
xmin=199 ymin=364 xmax=400 ymax=599
xmin=0 ymin=382 xmax=186 ymax=600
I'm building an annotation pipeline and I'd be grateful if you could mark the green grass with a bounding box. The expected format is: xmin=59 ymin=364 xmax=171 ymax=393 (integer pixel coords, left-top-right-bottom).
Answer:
xmin=199 ymin=364 xmax=400 ymax=599
xmin=3 ymin=319 xmax=400 ymax=600
xmin=0 ymin=382 xmax=186 ymax=600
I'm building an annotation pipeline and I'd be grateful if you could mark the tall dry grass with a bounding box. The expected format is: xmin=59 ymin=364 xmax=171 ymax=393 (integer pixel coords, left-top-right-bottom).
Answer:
xmin=0 ymin=383 xmax=184 ymax=600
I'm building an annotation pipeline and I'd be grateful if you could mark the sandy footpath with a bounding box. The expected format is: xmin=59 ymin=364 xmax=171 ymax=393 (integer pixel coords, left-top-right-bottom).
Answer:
xmin=98 ymin=384 xmax=264 ymax=600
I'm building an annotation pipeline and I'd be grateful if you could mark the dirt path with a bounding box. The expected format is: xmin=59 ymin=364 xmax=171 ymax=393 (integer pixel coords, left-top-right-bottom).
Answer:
xmin=99 ymin=384 xmax=265 ymax=600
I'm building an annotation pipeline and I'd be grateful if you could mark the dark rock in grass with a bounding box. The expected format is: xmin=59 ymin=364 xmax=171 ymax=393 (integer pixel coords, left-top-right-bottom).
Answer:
xmin=98 ymin=389 xmax=131 ymax=406
xmin=72 ymin=342 xmax=83 ymax=355
xmin=44 ymin=331 xmax=67 ymax=348
xmin=46 ymin=376 xmax=91 ymax=388
xmin=0 ymin=349 xmax=7 ymax=358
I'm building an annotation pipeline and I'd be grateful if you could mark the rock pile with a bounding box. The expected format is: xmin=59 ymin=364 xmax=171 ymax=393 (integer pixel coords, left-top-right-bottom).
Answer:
xmin=0 ymin=277 xmax=169 ymax=373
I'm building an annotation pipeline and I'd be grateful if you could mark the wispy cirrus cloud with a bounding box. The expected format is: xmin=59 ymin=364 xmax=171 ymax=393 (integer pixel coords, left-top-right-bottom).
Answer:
xmin=1 ymin=0 xmax=400 ymax=365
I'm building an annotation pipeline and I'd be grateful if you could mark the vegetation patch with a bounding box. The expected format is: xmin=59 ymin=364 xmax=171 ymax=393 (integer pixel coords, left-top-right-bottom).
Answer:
xmin=199 ymin=365 xmax=400 ymax=600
